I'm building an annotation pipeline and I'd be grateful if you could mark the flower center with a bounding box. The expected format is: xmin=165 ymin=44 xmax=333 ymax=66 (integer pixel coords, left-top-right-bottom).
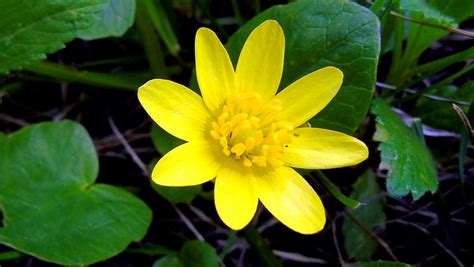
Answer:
xmin=210 ymin=93 xmax=294 ymax=168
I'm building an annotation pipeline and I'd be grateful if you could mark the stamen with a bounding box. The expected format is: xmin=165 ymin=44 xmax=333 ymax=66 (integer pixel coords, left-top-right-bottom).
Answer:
xmin=231 ymin=143 xmax=246 ymax=158
xmin=210 ymin=93 xmax=293 ymax=168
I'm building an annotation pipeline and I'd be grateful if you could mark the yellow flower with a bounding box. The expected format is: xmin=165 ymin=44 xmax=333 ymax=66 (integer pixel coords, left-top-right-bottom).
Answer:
xmin=138 ymin=20 xmax=368 ymax=234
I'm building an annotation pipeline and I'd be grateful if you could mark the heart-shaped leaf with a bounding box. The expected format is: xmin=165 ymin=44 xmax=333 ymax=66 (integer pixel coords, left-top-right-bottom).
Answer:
xmin=0 ymin=121 xmax=152 ymax=265
xmin=78 ymin=0 xmax=136 ymax=40
xmin=226 ymin=0 xmax=380 ymax=134
xmin=0 ymin=0 xmax=107 ymax=74
xmin=179 ymin=240 xmax=219 ymax=267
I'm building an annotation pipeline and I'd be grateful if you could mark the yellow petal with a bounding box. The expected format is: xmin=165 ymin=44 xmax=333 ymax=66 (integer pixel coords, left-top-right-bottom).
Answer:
xmin=195 ymin=28 xmax=236 ymax=114
xmin=282 ymin=127 xmax=368 ymax=169
xmin=255 ymin=167 xmax=326 ymax=234
xmin=276 ymin=66 xmax=343 ymax=127
xmin=235 ymin=20 xmax=284 ymax=101
xmin=215 ymin=159 xmax=258 ymax=230
xmin=138 ymin=79 xmax=211 ymax=142
xmin=152 ymin=142 xmax=225 ymax=186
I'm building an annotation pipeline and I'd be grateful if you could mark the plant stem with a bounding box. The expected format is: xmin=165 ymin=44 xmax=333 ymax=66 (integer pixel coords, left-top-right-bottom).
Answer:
xmin=403 ymin=47 xmax=474 ymax=81
xmin=196 ymin=1 xmax=229 ymax=41
xmin=385 ymin=2 xmax=405 ymax=85
xmin=136 ymin=0 xmax=169 ymax=78
xmin=219 ymin=231 xmax=237 ymax=261
xmin=141 ymin=0 xmax=180 ymax=56
xmin=230 ymin=0 xmax=244 ymax=26
xmin=311 ymin=170 xmax=361 ymax=209
xmin=242 ymin=226 xmax=282 ymax=267
xmin=395 ymin=64 xmax=474 ymax=104
xmin=0 ymin=250 xmax=23 ymax=261
xmin=23 ymin=61 xmax=146 ymax=91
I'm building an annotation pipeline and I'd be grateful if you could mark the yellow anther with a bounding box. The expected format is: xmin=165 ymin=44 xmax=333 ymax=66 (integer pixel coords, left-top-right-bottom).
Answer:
xmin=231 ymin=143 xmax=246 ymax=158
xmin=218 ymin=112 xmax=229 ymax=125
xmin=268 ymin=157 xmax=283 ymax=168
xmin=231 ymin=113 xmax=248 ymax=125
xmin=210 ymin=93 xmax=293 ymax=168
xmin=220 ymin=122 xmax=233 ymax=136
xmin=276 ymin=121 xmax=293 ymax=131
xmin=243 ymin=157 xmax=253 ymax=167
xmin=210 ymin=130 xmax=220 ymax=140
xmin=260 ymin=112 xmax=278 ymax=127
xmin=249 ymin=116 xmax=260 ymax=128
xmin=220 ymin=137 xmax=228 ymax=149
xmin=245 ymin=137 xmax=256 ymax=151
xmin=255 ymin=130 xmax=264 ymax=145
xmin=232 ymin=120 xmax=251 ymax=137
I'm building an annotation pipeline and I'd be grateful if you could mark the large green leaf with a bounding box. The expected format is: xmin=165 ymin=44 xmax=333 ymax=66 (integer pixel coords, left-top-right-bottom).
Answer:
xmin=0 ymin=0 xmax=107 ymax=74
xmin=372 ymin=100 xmax=438 ymax=200
xmin=343 ymin=171 xmax=386 ymax=261
xmin=179 ymin=240 xmax=219 ymax=267
xmin=0 ymin=121 xmax=152 ymax=265
xmin=226 ymin=0 xmax=380 ymax=134
xmin=78 ymin=0 xmax=136 ymax=40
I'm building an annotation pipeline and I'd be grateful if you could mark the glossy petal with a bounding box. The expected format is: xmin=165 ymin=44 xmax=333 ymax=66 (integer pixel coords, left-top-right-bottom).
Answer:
xmin=195 ymin=28 xmax=236 ymax=114
xmin=152 ymin=142 xmax=225 ymax=186
xmin=255 ymin=166 xmax=326 ymax=234
xmin=276 ymin=66 xmax=343 ymax=127
xmin=138 ymin=79 xmax=211 ymax=142
xmin=235 ymin=20 xmax=284 ymax=101
xmin=282 ymin=128 xmax=368 ymax=169
xmin=215 ymin=159 xmax=258 ymax=230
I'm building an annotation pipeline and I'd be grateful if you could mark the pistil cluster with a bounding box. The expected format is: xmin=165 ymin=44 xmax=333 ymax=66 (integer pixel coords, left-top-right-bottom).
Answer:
xmin=210 ymin=93 xmax=294 ymax=168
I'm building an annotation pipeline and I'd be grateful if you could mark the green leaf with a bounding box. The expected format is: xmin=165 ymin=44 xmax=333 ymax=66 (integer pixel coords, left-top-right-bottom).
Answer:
xmin=152 ymin=183 xmax=202 ymax=204
xmin=24 ymin=61 xmax=147 ymax=91
xmin=0 ymin=0 xmax=107 ymax=74
xmin=143 ymin=0 xmax=181 ymax=55
xmin=0 ymin=121 xmax=152 ymax=265
xmin=349 ymin=260 xmax=411 ymax=267
xmin=179 ymin=240 xmax=219 ymax=267
xmin=226 ymin=0 xmax=380 ymax=134
xmin=149 ymin=124 xmax=201 ymax=204
xmin=151 ymin=123 xmax=185 ymax=155
xmin=399 ymin=0 xmax=456 ymax=26
xmin=371 ymin=99 xmax=438 ymax=200
xmin=411 ymin=82 xmax=474 ymax=133
xmin=153 ymin=255 xmax=184 ymax=267
xmin=314 ymin=170 xmax=361 ymax=209
xmin=78 ymin=0 xmax=136 ymax=40
xmin=342 ymin=170 xmax=386 ymax=261
xmin=401 ymin=0 xmax=474 ymax=69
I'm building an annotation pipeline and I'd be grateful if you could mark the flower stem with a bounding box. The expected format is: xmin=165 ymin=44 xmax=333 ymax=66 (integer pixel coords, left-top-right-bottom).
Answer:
xmin=136 ymin=0 xmax=169 ymax=78
xmin=0 ymin=250 xmax=24 ymax=261
xmin=311 ymin=170 xmax=361 ymax=209
xmin=242 ymin=226 xmax=282 ymax=267
xmin=23 ymin=61 xmax=146 ymax=91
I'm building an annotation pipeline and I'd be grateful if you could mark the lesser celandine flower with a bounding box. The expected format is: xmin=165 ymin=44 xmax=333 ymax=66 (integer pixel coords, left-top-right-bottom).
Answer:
xmin=138 ymin=20 xmax=368 ymax=234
